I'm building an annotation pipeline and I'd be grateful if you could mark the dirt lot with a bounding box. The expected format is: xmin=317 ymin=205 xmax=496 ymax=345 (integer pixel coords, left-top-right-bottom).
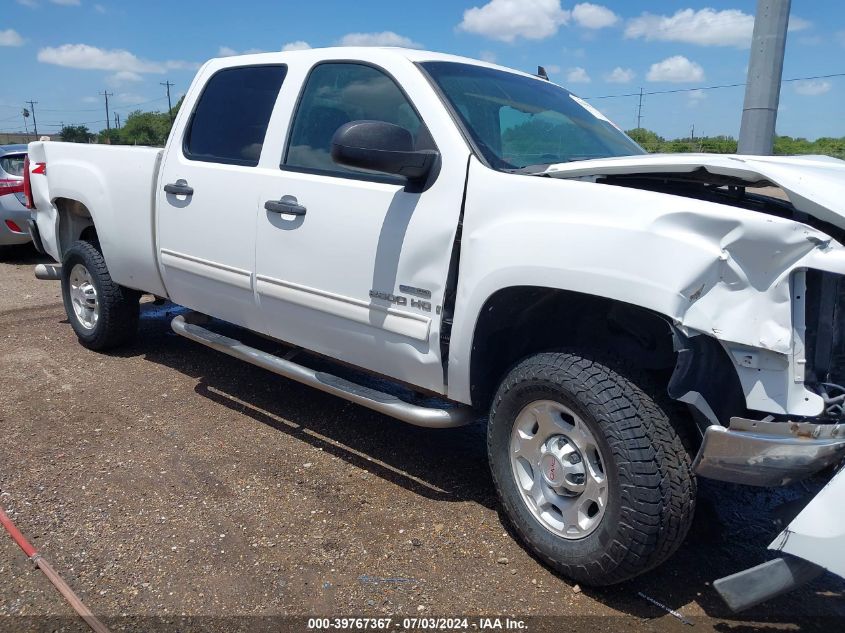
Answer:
xmin=1 ymin=244 xmax=843 ymax=633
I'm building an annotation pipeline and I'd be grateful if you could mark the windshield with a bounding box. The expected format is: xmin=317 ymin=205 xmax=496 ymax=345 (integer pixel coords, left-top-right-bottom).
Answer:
xmin=420 ymin=61 xmax=644 ymax=171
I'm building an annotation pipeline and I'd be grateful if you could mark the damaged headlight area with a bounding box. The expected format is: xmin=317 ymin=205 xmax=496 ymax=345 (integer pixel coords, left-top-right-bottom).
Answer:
xmin=803 ymin=269 xmax=845 ymax=418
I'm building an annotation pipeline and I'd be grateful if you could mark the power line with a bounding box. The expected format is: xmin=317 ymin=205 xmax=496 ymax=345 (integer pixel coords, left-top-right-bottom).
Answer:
xmin=636 ymin=87 xmax=644 ymax=128
xmin=36 ymin=96 xmax=168 ymax=115
xmin=26 ymin=100 xmax=38 ymax=137
xmin=585 ymin=71 xmax=845 ymax=101
xmin=160 ymin=81 xmax=175 ymax=123
xmin=101 ymin=91 xmax=113 ymax=137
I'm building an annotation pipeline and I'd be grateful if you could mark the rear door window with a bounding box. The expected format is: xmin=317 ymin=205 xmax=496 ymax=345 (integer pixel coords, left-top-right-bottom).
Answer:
xmin=184 ymin=65 xmax=287 ymax=167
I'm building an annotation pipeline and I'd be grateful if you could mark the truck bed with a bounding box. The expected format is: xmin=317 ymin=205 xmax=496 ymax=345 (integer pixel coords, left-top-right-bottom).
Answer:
xmin=28 ymin=141 xmax=167 ymax=297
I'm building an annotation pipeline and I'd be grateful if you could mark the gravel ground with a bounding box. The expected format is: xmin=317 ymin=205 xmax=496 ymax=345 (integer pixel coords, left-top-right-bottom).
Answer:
xmin=1 ymin=243 xmax=843 ymax=633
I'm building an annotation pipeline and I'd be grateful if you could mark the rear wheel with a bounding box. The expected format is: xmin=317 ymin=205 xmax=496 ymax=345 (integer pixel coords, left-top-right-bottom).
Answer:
xmin=488 ymin=351 xmax=695 ymax=586
xmin=61 ymin=240 xmax=140 ymax=350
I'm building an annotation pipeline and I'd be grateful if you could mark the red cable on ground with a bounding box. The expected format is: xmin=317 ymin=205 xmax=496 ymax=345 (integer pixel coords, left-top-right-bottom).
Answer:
xmin=0 ymin=504 xmax=112 ymax=633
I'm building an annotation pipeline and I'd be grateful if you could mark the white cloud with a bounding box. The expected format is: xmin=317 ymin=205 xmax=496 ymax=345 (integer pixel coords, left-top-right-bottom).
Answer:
xmin=626 ymin=9 xmax=811 ymax=48
xmin=571 ymin=3 xmax=618 ymax=29
xmin=0 ymin=29 xmax=24 ymax=47
xmin=217 ymin=46 xmax=265 ymax=57
xmin=458 ymin=0 xmax=569 ymax=43
xmin=114 ymin=93 xmax=148 ymax=105
xmin=789 ymin=16 xmax=812 ymax=32
xmin=794 ymin=80 xmax=831 ymax=96
xmin=545 ymin=64 xmax=561 ymax=75
xmin=18 ymin=0 xmax=87 ymax=6
xmin=646 ymin=55 xmax=705 ymax=83
xmin=626 ymin=9 xmax=754 ymax=48
xmin=687 ymin=89 xmax=707 ymax=106
xmin=94 ymin=4 xmax=106 ymax=13
xmin=836 ymin=30 xmax=845 ymax=46
xmin=338 ymin=31 xmax=421 ymax=48
xmin=282 ymin=41 xmax=311 ymax=51
xmin=479 ymin=50 xmax=497 ymax=63
xmin=38 ymin=44 xmax=198 ymax=73
xmin=106 ymin=70 xmax=143 ymax=87
xmin=604 ymin=66 xmax=634 ymax=84
xmin=566 ymin=67 xmax=591 ymax=83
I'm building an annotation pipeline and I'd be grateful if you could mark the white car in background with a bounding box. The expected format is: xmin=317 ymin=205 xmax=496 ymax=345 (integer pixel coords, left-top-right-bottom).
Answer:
xmin=0 ymin=144 xmax=32 ymax=252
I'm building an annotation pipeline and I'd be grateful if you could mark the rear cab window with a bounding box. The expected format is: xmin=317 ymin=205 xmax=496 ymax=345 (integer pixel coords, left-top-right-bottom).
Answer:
xmin=184 ymin=65 xmax=287 ymax=167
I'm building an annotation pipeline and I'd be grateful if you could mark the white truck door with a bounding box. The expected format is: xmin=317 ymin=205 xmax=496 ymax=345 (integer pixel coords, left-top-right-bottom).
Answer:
xmin=157 ymin=64 xmax=287 ymax=331
xmin=254 ymin=61 xmax=468 ymax=393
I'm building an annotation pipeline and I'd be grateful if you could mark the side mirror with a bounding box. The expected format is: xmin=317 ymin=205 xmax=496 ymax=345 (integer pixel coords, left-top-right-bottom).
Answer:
xmin=330 ymin=120 xmax=438 ymax=184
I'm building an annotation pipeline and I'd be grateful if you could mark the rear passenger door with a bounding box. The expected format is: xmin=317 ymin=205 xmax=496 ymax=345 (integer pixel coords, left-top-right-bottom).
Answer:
xmin=157 ymin=64 xmax=286 ymax=331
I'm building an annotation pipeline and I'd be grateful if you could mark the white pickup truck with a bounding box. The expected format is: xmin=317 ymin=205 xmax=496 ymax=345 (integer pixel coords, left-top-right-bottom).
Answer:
xmin=25 ymin=47 xmax=845 ymax=592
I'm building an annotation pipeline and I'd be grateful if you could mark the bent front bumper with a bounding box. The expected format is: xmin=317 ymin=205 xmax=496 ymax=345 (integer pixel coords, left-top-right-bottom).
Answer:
xmin=693 ymin=417 xmax=845 ymax=487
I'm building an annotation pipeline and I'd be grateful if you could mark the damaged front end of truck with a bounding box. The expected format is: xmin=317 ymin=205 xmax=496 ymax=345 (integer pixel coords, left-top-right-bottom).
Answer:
xmin=543 ymin=152 xmax=845 ymax=607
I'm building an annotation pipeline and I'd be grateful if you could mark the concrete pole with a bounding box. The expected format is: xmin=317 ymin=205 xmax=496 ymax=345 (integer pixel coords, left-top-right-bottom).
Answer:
xmin=738 ymin=0 xmax=791 ymax=155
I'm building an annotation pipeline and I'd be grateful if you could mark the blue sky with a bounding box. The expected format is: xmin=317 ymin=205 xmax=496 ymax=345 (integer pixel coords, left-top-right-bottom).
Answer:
xmin=2 ymin=0 xmax=843 ymax=140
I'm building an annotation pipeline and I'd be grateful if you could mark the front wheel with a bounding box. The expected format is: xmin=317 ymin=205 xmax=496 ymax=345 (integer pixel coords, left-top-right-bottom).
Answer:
xmin=61 ymin=240 xmax=140 ymax=351
xmin=488 ymin=351 xmax=695 ymax=586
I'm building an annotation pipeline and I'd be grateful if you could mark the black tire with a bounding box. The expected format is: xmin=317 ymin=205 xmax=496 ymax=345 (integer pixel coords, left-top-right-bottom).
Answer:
xmin=488 ymin=351 xmax=695 ymax=586
xmin=61 ymin=240 xmax=140 ymax=351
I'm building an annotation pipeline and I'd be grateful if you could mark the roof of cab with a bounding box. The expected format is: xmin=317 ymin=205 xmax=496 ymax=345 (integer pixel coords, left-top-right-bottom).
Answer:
xmin=211 ymin=46 xmax=544 ymax=83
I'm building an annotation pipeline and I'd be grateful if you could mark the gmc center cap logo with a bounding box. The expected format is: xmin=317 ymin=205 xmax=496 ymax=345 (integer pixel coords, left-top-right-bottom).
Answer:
xmin=541 ymin=453 xmax=563 ymax=486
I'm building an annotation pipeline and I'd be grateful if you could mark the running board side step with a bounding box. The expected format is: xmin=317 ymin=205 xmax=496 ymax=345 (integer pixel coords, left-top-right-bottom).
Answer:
xmin=171 ymin=315 xmax=475 ymax=429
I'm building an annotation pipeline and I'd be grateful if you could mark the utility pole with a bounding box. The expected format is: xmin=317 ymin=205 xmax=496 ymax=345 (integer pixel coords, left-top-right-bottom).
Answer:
xmin=738 ymin=0 xmax=791 ymax=155
xmin=636 ymin=87 xmax=644 ymax=129
xmin=26 ymin=100 xmax=38 ymax=137
xmin=101 ymin=91 xmax=113 ymax=142
xmin=114 ymin=112 xmax=120 ymax=129
xmin=161 ymin=81 xmax=175 ymax=123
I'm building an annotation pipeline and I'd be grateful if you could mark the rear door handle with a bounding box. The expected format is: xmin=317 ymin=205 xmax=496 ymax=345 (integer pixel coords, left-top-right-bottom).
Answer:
xmin=163 ymin=180 xmax=194 ymax=196
xmin=265 ymin=195 xmax=307 ymax=216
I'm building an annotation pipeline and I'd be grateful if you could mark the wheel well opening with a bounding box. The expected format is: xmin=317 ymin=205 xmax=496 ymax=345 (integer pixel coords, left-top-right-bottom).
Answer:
xmin=54 ymin=198 xmax=97 ymax=256
xmin=468 ymin=286 xmax=743 ymax=430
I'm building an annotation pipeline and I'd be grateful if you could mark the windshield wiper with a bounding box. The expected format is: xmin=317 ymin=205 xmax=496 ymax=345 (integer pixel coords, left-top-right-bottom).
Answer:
xmin=506 ymin=162 xmax=568 ymax=175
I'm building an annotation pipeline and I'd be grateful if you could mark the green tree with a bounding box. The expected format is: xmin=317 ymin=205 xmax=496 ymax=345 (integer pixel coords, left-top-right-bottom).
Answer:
xmin=60 ymin=124 xmax=94 ymax=143
xmin=625 ymin=128 xmax=665 ymax=151
xmin=97 ymin=128 xmax=121 ymax=144
xmin=115 ymin=110 xmax=173 ymax=146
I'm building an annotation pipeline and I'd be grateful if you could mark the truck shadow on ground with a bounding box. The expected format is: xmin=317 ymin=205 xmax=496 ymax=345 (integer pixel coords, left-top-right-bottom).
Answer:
xmin=127 ymin=302 xmax=845 ymax=628
xmin=0 ymin=243 xmax=52 ymax=265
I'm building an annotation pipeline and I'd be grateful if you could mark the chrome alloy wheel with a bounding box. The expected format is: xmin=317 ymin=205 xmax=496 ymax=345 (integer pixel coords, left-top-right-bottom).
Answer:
xmin=510 ymin=400 xmax=609 ymax=539
xmin=68 ymin=263 xmax=99 ymax=330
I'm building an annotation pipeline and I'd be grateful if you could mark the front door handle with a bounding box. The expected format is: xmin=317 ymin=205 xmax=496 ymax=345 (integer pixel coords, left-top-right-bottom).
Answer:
xmin=164 ymin=180 xmax=194 ymax=196
xmin=265 ymin=195 xmax=307 ymax=216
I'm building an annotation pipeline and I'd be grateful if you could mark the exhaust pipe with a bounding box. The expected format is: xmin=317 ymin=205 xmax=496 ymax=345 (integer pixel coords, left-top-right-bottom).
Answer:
xmin=34 ymin=263 xmax=61 ymax=280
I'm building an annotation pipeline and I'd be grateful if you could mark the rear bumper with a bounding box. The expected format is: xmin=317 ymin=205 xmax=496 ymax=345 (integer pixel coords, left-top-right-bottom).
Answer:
xmin=693 ymin=417 xmax=845 ymax=487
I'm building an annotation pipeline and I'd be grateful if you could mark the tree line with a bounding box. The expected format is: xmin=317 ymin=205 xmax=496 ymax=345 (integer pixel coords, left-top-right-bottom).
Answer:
xmin=58 ymin=103 xmax=845 ymax=161
xmin=59 ymin=96 xmax=183 ymax=146
xmin=626 ymin=128 xmax=845 ymax=159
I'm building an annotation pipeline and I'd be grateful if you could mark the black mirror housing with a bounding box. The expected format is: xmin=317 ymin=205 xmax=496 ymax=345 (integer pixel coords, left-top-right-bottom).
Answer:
xmin=330 ymin=120 xmax=438 ymax=183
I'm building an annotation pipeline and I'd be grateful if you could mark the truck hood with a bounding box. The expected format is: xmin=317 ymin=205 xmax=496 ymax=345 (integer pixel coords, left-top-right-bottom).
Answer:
xmin=544 ymin=153 xmax=845 ymax=231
